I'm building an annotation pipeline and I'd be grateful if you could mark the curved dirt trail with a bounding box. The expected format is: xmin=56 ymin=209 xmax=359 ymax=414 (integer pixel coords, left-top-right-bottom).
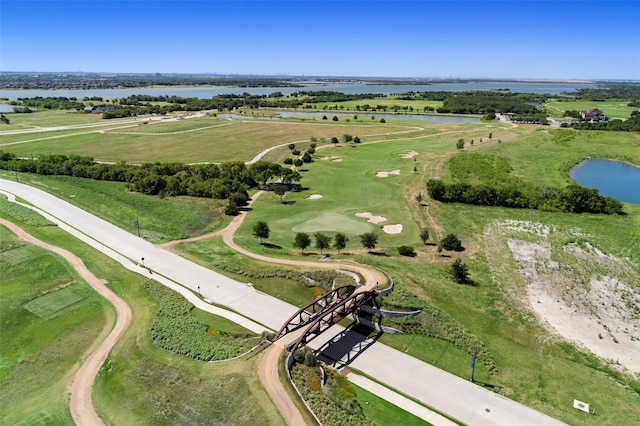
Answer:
xmin=258 ymin=344 xmax=307 ymax=426
xmin=0 ymin=219 xmax=132 ymax=426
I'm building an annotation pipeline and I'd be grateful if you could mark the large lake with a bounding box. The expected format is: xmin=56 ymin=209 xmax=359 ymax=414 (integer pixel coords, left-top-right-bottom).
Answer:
xmin=0 ymin=81 xmax=595 ymax=100
xmin=571 ymin=159 xmax=640 ymax=204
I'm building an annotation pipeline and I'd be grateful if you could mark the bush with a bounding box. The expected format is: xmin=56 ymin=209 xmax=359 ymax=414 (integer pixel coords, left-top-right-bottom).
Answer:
xmin=398 ymin=246 xmax=416 ymax=257
xmin=439 ymin=233 xmax=463 ymax=252
xmin=224 ymin=202 xmax=239 ymax=216
xmin=283 ymin=157 xmax=293 ymax=165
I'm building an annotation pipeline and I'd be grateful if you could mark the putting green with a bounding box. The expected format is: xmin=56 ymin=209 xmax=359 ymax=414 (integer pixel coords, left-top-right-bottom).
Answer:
xmin=291 ymin=212 xmax=373 ymax=234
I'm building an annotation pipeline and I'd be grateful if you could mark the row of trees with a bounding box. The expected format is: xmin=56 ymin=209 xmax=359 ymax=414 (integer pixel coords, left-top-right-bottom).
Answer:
xmin=0 ymin=152 xmax=297 ymax=200
xmin=426 ymin=179 xmax=624 ymax=215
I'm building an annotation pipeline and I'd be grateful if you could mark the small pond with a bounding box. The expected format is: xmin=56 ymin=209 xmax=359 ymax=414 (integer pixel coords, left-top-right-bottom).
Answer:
xmin=571 ymin=159 xmax=640 ymax=204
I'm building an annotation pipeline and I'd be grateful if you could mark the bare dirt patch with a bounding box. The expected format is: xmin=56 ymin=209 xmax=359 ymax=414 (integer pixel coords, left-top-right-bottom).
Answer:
xmin=355 ymin=212 xmax=387 ymax=224
xmin=401 ymin=150 xmax=419 ymax=159
xmin=306 ymin=194 xmax=323 ymax=200
xmin=486 ymin=220 xmax=640 ymax=372
xmin=375 ymin=169 xmax=401 ymax=178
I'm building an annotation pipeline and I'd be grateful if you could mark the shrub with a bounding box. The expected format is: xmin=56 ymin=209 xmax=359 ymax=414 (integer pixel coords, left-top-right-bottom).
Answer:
xmin=398 ymin=246 xmax=416 ymax=257
xmin=283 ymin=157 xmax=293 ymax=165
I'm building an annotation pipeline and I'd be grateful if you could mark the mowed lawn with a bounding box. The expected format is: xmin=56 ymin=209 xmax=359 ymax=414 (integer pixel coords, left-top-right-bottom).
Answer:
xmin=2 ymin=114 xmax=416 ymax=163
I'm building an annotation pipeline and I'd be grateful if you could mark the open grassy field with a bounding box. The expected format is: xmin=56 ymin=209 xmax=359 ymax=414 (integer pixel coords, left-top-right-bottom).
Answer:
xmin=0 ymin=220 xmax=111 ymax=425
xmin=3 ymin=108 xmax=640 ymax=424
xmin=1 ymin=113 xmax=420 ymax=163
xmin=546 ymin=99 xmax=637 ymax=120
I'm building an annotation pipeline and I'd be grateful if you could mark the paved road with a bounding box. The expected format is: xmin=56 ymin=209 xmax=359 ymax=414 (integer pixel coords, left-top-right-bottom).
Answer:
xmin=0 ymin=179 xmax=567 ymax=426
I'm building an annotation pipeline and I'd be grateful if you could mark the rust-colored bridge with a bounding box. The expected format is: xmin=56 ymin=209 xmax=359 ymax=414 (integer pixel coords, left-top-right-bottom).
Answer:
xmin=272 ymin=285 xmax=377 ymax=353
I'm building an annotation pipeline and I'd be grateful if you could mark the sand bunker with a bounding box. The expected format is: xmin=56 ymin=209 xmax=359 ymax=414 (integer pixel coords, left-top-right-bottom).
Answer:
xmin=382 ymin=224 xmax=403 ymax=234
xmin=332 ymin=158 xmax=343 ymax=162
xmin=401 ymin=151 xmax=418 ymax=159
xmin=355 ymin=212 xmax=387 ymax=224
xmin=306 ymin=194 xmax=323 ymax=200
xmin=376 ymin=169 xmax=401 ymax=178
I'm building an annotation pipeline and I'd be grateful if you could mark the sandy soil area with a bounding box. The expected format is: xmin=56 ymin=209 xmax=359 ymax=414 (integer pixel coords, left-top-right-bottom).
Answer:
xmin=488 ymin=220 xmax=640 ymax=372
xmin=306 ymin=194 xmax=323 ymax=200
xmin=382 ymin=224 xmax=403 ymax=234
xmin=376 ymin=169 xmax=401 ymax=177
xmin=355 ymin=212 xmax=387 ymax=224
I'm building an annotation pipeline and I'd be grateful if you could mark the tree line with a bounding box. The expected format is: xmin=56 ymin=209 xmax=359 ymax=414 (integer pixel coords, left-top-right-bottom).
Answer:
xmin=426 ymin=179 xmax=624 ymax=215
xmin=0 ymin=152 xmax=298 ymax=200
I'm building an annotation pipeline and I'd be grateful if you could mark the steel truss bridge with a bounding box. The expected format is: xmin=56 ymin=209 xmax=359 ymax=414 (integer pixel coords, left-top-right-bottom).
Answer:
xmin=273 ymin=285 xmax=378 ymax=353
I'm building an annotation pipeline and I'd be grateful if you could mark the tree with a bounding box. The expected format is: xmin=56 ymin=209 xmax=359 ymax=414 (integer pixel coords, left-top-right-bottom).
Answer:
xmin=0 ymin=114 xmax=10 ymax=124
xmin=450 ymin=258 xmax=470 ymax=284
xmin=380 ymin=118 xmax=386 ymax=123
xmin=273 ymin=185 xmax=287 ymax=203
xmin=288 ymin=143 xmax=295 ymax=151
xmin=331 ymin=136 xmax=339 ymax=145
xmin=293 ymin=232 xmax=311 ymax=253
xmin=332 ymin=116 xmax=339 ymax=121
xmin=314 ymin=232 xmax=331 ymax=254
xmin=488 ymin=132 xmax=492 ymax=139
xmin=359 ymin=232 xmax=378 ymax=252
xmin=302 ymin=152 xmax=312 ymax=163
xmin=353 ymin=136 xmax=361 ymax=144
xmin=293 ymin=158 xmax=303 ymax=167
xmin=322 ymin=115 xmax=328 ymax=120
xmin=456 ymin=138 xmax=465 ymax=150
xmin=333 ymin=233 xmax=349 ymax=253
xmin=343 ymin=134 xmax=353 ymax=143
xmin=439 ymin=233 xmax=463 ymax=252
xmin=419 ymin=228 xmax=429 ymax=244
xmin=252 ymin=221 xmax=270 ymax=243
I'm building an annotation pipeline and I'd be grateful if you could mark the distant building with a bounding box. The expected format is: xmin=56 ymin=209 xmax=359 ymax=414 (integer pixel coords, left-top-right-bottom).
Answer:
xmin=84 ymin=106 xmax=116 ymax=114
xmin=580 ymin=108 xmax=608 ymax=122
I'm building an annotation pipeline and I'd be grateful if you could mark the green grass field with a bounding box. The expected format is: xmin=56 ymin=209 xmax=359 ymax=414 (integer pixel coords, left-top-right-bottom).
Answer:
xmin=3 ymin=107 xmax=640 ymax=425
xmin=0 ymin=225 xmax=110 ymax=425
xmin=546 ymin=99 xmax=636 ymax=120
xmin=2 ymin=113 xmax=416 ymax=163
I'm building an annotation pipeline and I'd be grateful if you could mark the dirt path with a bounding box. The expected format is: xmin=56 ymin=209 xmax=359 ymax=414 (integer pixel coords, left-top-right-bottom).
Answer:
xmin=258 ymin=344 xmax=308 ymax=426
xmin=0 ymin=218 xmax=132 ymax=426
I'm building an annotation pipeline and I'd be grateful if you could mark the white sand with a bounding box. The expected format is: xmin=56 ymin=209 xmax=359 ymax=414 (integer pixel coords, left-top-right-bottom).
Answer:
xmin=332 ymin=158 xmax=343 ymax=162
xmin=376 ymin=169 xmax=401 ymax=178
xmin=355 ymin=212 xmax=387 ymax=224
xmin=382 ymin=224 xmax=403 ymax=234
xmin=401 ymin=151 xmax=418 ymax=159
xmin=306 ymin=194 xmax=323 ymax=200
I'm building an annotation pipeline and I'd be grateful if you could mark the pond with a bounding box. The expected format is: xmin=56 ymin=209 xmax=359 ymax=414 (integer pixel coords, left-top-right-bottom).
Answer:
xmin=571 ymin=159 xmax=640 ymax=204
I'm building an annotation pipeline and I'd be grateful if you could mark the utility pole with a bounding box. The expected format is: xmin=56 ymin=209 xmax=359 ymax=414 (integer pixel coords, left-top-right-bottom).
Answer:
xmin=135 ymin=216 xmax=140 ymax=237
xmin=470 ymin=347 xmax=477 ymax=383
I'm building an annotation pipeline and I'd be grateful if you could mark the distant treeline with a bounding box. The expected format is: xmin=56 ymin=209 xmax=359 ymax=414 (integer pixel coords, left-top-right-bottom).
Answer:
xmin=0 ymin=152 xmax=300 ymax=200
xmin=565 ymin=84 xmax=640 ymax=104
xmin=426 ymin=179 xmax=623 ymax=215
xmin=0 ymin=75 xmax=305 ymax=90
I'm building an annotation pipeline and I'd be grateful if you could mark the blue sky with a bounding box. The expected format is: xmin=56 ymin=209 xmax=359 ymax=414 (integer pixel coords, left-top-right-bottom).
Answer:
xmin=1 ymin=1 xmax=638 ymax=79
